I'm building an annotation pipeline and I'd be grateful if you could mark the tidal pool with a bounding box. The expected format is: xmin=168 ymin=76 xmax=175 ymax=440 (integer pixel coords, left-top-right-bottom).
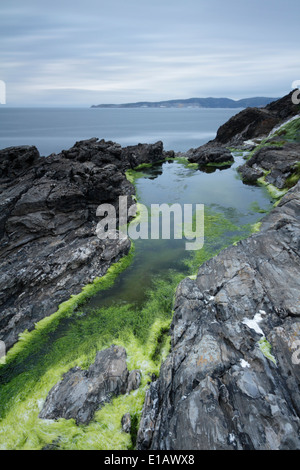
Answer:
xmin=0 ymin=155 xmax=274 ymax=450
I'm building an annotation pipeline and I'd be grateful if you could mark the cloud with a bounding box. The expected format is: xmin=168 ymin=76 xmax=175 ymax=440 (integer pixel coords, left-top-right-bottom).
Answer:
xmin=0 ymin=0 xmax=299 ymax=105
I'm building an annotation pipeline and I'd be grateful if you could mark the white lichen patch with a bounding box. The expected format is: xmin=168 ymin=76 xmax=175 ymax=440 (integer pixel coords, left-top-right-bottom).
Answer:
xmin=242 ymin=313 xmax=265 ymax=336
xmin=240 ymin=359 xmax=251 ymax=368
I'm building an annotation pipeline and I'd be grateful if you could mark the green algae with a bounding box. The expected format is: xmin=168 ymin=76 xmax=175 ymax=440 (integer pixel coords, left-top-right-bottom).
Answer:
xmin=0 ymin=320 xmax=171 ymax=450
xmin=125 ymin=169 xmax=147 ymax=185
xmin=258 ymin=337 xmax=277 ymax=365
xmin=271 ymin=116 xmax=300 ymax=143
xmin=2 ymin=244 xmax=135 ymax=368
xmin=134 ymin=160 xmax=166 ymax=170
xmin=249 ymin=201 xmax=268 ymax=214
xmin=0 ymin=272 xmax=177 ymax=450
xmin=285 ymin=162 xmax=300 ymax=189
xmin=257 ymin=174 xmax=288 ymax=200
xmin=205 ymin=160 xmax=234 ymax=168
xmin=184 ymin=207 xmax=260 ymax=275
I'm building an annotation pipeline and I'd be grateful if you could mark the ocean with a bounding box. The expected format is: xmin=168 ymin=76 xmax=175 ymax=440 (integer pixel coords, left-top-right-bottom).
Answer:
xmin=0 ymin=107 xmax=242 ymax=155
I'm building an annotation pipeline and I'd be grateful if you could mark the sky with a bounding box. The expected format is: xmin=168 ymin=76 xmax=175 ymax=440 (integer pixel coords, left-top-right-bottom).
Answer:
xmin=0 ymin=0 xmax=299 ymax=107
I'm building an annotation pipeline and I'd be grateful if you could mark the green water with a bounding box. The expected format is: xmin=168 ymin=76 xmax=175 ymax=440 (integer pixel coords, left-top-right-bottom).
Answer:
xmin=0 ymin=155 xmax=274 ymax=450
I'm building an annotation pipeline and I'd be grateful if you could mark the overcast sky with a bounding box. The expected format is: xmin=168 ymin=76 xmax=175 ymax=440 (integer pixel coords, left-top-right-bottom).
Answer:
xmin=0 ymin=0 xmax=299 ymax=106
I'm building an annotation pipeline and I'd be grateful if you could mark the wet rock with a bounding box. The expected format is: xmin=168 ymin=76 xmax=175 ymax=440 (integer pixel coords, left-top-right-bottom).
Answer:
xmin=121 ymin=141 xmax=166 ymax=168
xmin=137 ymin=380 xmax=161 ymax=450
xmin=121 ymin=413 xmax=132 ymax=433
xmin=186 ymin=143 xmax=233 ymax=166
xmin=237 ymin=164 xmax=265 ymax=184
xmin=238 ymin=143 xmax=300 ymax=189
xmin=137 ymin=182 xmax=300 ymax=450
xmin=39 ymin=345 xmax=129 ymax=425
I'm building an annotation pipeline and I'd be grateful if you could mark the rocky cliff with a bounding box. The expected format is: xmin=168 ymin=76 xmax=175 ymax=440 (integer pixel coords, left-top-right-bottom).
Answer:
xmin=0 ymin=139 xmax=171 ymax=349
xmin=187 ymin=90 xmax=299 ymax=166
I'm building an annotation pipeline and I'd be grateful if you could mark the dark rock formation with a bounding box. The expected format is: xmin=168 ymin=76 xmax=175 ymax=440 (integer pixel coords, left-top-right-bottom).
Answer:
xmin=237 ymin=164 xmax=265 ymax=184
xmin=215 ymin=107 xmax=279 ymax=146
xmin=0 ymin=145 xmax=40 ymax=180
xmin=137 ymin=182 xmax=300 ymax=450
xmin=39 ymin=345 xmax=130 ymax=425
xmin=127 ymin=369 xmax=142 ymax=393
xmin=186 ymin=92 xmax=299 ymax=168
xmin=0 ymin=139 xmax=167 ymax=350
xmin=186 ymin=144 xmax=233 ymax=166
xmin=122 ymin=141 xmax=174 ymax=168
xmin=238 ymin=143 xmax=300 ymax=189
xmin=121 ymin=413 xmax=132 ymax=433
xmin=215 ymin=91 xmax=299 ymax=146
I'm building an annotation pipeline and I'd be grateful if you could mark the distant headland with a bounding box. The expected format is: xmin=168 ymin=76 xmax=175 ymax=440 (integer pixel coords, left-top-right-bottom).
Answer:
xmin=91 ymin=96 xmax=278 ymax=109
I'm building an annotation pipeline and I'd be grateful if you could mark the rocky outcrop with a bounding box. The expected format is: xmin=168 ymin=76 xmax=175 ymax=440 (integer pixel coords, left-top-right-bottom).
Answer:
xmin=215 ymin=91 xmax=299 ymax=146
xmin=186 ymin=143 xmax=233 ymax=167
xmin=137 ymin=182 xmax=300 ymax=450
xmin=0 ymin=138 xmax=168 ymax=350
xmin=39 ymin=345 xmax=141 ymax=425
xmin=238 ymin=142 xmax=300 ymax=188
xmin=122 ymin=141 xmax=174 ymax=167
xmin=186 ymin=92 xmax=299 ymax=168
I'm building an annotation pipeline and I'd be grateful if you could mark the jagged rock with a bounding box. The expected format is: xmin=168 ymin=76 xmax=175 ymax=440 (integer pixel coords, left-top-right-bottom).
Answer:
xmin=121 ymin=413 xmax=132 ymax=433
xmin=216 ymin=107 xmax=279 ymax=146
xmin=187 ymin=143 xmax=233 ymax=166
xmin=237 ymin=164 xmax=264 ymax=184
xmin=137 ymin=380 xmax=161 ymax=450
xmin=121 ymin=141 xmax=173 ymax=168
xmin=215 ymin=91 xmax=299 ymax=146
xmin=184 ymin=93 xmax=299 ymax=167
xmin=0 ymin=139 xmax=168 ymax=350
xmin=238 ymin=143 xmax=300 ymax=189
xmin=127 ymin=369 xmax=142 ymax=393
xmin=185 ymin=92 xmax=299 ymax=166
xmin=137 ymin=182 xmax=300 ymax=450
xmin=0 ymin=145 xmax=40 ymax=180
xmin=39 ymin=345 xmax=129 ymax=425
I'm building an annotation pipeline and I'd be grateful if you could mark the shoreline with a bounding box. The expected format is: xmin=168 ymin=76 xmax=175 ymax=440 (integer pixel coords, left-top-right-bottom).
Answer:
xmin=0 ymin=91 xmax=299 ymax=450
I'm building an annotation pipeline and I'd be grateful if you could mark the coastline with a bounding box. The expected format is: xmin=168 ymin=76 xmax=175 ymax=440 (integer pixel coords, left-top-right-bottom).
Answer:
xmin=0 ymin=92 xmax=299 ymax=450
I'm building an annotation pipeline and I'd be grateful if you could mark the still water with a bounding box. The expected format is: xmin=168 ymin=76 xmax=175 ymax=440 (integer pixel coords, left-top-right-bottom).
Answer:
xmin=0 ymin=107 xmax=242 ymax=154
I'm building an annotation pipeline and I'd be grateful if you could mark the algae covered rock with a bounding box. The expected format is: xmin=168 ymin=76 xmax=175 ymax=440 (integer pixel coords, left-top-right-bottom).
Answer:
xmin=39 ymin=345 xmax=132 ymax=425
